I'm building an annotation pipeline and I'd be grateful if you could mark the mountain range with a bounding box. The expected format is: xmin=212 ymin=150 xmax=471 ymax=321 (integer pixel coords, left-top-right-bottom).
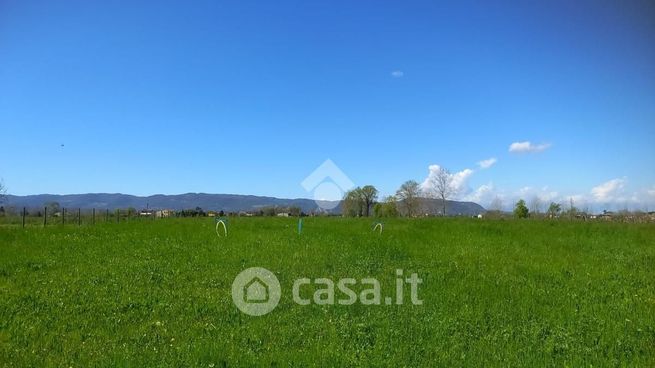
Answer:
xmin=3 ymin=193 xmax=486 ymax=216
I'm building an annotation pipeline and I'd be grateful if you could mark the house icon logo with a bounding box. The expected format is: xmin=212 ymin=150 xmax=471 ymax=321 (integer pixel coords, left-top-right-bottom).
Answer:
xmin=244 ymin=277 xmax=269 ymax=303
xmin=232 ymin=267 xmax=281 ymax=316
xmin=301 ymin=159 xmax=355 ymax=210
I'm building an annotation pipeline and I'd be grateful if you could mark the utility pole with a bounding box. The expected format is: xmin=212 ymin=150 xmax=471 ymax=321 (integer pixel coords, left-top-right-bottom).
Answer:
xmin=570 ymin=197 xmax=574 ymax=220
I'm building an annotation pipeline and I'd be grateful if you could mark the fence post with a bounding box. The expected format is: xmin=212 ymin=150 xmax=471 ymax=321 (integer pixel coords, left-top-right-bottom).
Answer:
xmin=22 ymin=207 xmax=25 ymax=228
xmin=63 ymin=208 xmax=66 ymax=225
xmin=44 ymin=206 xmax=47 ymax=227
xmin=93 ymin=208 xmax=95 ymax=225
xmin=106 ymin=209 xmax=109 ymax=222
xmin=78 ymin=208 xmax=81 ymax=226
xmin=116 ymin=209 xmax=119 ymax=223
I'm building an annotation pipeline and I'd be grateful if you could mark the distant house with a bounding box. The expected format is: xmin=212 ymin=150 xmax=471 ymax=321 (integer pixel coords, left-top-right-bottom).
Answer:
xmin=207 ymin=211 xmax=217 ymax=217
xmin=598 ymin=210 xmax=614 ymax=220
xmin=155 ymin=209 xmax=174 ymax=218
xmin=139 ymin=210 xmax=153 ymax=216
xmin=276 ymin=212 xmax=290 ymax=217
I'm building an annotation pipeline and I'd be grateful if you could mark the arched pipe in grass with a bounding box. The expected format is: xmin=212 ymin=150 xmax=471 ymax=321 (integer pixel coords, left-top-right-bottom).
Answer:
xmin=215 ymin=217 xmax=228 ymax=237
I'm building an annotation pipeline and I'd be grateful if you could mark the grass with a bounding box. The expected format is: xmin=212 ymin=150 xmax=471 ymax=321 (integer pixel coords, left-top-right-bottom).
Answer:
xmin=0 ymin=217 xmax=654 ymax=366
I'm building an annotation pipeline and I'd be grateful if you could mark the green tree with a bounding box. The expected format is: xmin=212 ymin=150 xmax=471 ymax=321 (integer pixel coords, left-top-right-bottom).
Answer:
xmin=396 ymin=180 xmax=422 ymax=217
xmin=262 ymin=207 xmax=276 ymax=216
xmin=514 ymin=199 xmax=529 ymax=219
xmin=374 ymin=195 xmax=399 ymax=217
xmin=360 ymin=185 xmax=378 ymax=217
xmin=289 ymin=206 xmax=302 ymax=217
xmin=342 ymin=188 xmax=364 ymax=217
xmin=45 ymin=201 xmax=61 ymax=216
xmin=547 ymin=202 xmax=561 ymax=218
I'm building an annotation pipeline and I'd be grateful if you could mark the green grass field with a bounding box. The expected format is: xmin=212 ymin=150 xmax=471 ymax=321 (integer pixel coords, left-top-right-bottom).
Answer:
xmin=1 ymin=218 xmax=654 ymax=366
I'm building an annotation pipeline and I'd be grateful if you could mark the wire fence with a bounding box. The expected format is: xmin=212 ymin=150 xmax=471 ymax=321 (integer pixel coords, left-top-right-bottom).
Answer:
xmin=0 ymin=207 xmax=162 ymax=227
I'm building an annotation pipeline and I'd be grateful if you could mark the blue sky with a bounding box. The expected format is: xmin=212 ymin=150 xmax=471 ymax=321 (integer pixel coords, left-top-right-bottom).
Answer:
xmin=1 ymin=0 xmax=654 ymax=210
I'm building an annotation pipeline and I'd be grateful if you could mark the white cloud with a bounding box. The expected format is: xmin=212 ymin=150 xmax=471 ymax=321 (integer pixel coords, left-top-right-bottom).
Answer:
xmin=460 ymin=183 xmax=565 ymax=210
xmin=517 ymin=186 xmax=560 ymax=203
xmin=568 ymin=194 xmax=587 ymax=204
xmin=421 ymin=164 xmax=474 ymax=198
xmin=477 ymin=157 xmax=497 ymax=169
xmin=390 ymin=70 xmax=404 ymax=78
xmin=648 ymin=186 xmax=655 ymax=198
xmin=591 ymin=178 xmax=626 ymax=202
xmin=508 ymin=141 xmax=551 ymax=153
xmin=441 ymin=175 xmax=654 ymax=212
xmin=462 ymin=183 xmax=497 ymax=205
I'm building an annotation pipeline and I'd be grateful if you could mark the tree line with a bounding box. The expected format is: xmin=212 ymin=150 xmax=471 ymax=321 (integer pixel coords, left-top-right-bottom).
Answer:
xmin=342 ymin=166 xmax=456 ymax=217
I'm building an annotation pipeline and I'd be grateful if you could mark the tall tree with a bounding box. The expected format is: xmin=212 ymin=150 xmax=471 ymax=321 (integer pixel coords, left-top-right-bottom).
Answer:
xmin=568 ymin=197 xmax=577 ymax=220
xmin=514 ymin=199 xmax=529 ymax=219
xmin=487 ymin=196 xmax=504 ymax=218
xmin=427 ymin=167 xmax=454 ymax=216
xmin=490 ymin=196 xmax=503 ymax=212
xmin=396 ymin=180 xmax=422 ymax=217
xmin=547 ymin=202 xmax=561 ymax=218
xmin=342 ymin=188 xmax=364 ymax=217
xmin=0 ymin=179 xmax=6 ymax=204
xmin=360 ymin=185 xmax=378 ymax=217
xmin=529 ymin=196 xmax=542 ymax=216
xmin=373 ymin=195 xmax=399 ymax=218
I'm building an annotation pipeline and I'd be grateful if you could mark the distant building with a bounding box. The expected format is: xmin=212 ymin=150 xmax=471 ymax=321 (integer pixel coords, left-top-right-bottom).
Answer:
xmin=155 ymin=209 xmax=174 ymax=218
xmin=598 ymin=210 xmax=614 ymax=220
xmin=277 ymin=212 xmax=290 ymax=217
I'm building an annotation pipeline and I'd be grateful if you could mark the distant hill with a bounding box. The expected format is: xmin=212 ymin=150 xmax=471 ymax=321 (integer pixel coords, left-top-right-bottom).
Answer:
xmin=3 ymin=193 xmax=331 ymax=214
xmin=3 ymin=193 xmax=485 ymax=216
xmin=418 ymin=198 xmax=486 ymax=216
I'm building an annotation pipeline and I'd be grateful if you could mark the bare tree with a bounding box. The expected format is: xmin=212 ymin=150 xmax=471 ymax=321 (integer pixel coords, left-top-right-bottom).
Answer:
xmin=489 ymin=196 xmax=503 ymax=212
xmin=568 ymin=197 xmax=577 ymax=220
xmin=395 ymin=180 xmax=422 ymax=217
xmin=486 ymin=196 xmax=503 ymax=218
xmin=529 ymin=196 xmax=542 ymax=216
xmin=0 ymin=179 xmax=6 ymax=204
xmin=427 ymin=167 xmax=454 ymax=216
